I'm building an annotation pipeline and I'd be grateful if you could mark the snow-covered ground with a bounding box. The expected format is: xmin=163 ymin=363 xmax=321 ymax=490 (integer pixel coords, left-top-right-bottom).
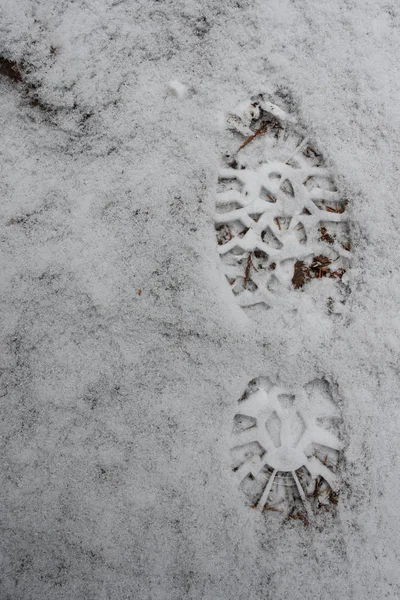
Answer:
xmin=1 ymin=0 xmax=400 ymax=598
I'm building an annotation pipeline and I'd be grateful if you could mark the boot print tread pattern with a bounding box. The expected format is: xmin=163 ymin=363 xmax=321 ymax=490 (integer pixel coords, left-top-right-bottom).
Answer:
xmin=231 ymin=378 xmax=343 ymax=522
xmin=216 ymin=94 xmax=351 ymax=311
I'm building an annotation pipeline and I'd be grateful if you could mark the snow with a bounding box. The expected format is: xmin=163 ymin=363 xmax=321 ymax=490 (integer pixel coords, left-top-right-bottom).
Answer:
xmin=1 ymin=0 xmax=400 ymax=598
xmin=169 ymin=80 xmax=188 ymax=99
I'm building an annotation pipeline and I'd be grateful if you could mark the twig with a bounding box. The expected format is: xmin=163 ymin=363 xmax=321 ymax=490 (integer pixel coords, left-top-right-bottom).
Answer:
xmin=288 ymin=512 xmax=310 ymax=526
xmin=238 ymin=122 xmax=269 ymax=152
xmin=263 ymin=505 xmax=281 ymax=513
xmin=243 ymin=253 xmax=252 ymax=289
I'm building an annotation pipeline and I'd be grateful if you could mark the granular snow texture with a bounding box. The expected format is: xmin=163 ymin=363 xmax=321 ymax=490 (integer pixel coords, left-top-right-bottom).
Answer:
xmin=1 ymin=0 xmax=400 ymax=598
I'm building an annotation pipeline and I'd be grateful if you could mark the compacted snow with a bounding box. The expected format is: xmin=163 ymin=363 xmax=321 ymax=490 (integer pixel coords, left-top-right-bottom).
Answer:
xmin=1 ymin=0 xmax=400 ymax=598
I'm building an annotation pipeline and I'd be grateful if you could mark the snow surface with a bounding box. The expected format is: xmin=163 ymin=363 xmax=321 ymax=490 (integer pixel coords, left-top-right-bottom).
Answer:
xmin=1 ymin=0 xmax=400 ymax=598
xmin=169 ymin=80 xmax=188 ymax=99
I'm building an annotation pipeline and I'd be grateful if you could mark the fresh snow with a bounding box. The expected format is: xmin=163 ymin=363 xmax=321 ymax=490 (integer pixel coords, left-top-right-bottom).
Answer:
xmin=1 ymin=0 xmax=400 ymax=599
xmin=169 ymin=80 xmax=188 ymax=99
